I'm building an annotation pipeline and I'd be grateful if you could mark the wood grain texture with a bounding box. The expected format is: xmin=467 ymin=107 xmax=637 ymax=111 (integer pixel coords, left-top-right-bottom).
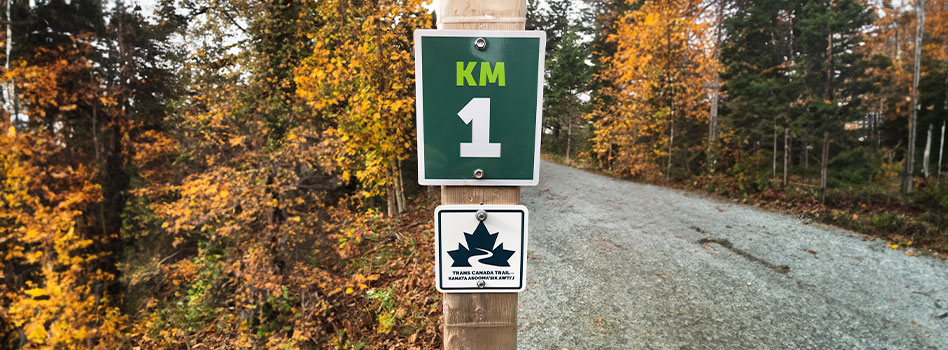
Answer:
xmin=441 ymin=187 xmax=521 ymax=350
xmin=438 ymin=0 xmax=526 ymax=31
xmin=438 ymin=2 xmax=525 ymax=348
xmin=441 ymin=186 xmax=520 ymax=205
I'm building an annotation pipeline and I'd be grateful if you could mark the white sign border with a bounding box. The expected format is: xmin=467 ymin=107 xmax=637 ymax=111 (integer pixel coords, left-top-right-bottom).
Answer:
xmin=434 ymin=205 xmax=529 ymax=293
xmin=414 ymin=29 xmax=547 ymax=186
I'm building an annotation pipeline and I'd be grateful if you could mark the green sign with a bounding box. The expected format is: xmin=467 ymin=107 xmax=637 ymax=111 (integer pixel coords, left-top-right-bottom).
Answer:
xmin=414 ymin=30 xmax=546 ymax=186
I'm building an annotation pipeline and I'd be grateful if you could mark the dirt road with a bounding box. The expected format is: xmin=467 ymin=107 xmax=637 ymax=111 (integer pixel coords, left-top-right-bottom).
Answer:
xmin=517 ymin=161 xmax=948 ymax=349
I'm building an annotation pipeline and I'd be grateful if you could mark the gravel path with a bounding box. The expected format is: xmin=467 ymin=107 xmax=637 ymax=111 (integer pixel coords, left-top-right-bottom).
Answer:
xmin=517 ymin=161 xmax=948 ymax=349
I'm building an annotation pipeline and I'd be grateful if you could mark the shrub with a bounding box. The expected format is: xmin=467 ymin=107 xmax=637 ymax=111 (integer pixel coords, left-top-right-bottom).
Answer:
xmin=727 ymin=151 xmax=773 ymax=194
xmin=870 ymin=212 xmax=907 ymax=232
xmin=828 ymin=148 xmax=883 ymax=191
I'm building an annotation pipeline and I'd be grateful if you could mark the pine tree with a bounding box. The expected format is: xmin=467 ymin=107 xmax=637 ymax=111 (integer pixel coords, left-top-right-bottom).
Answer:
xmin=529 ymin=0 xmax=593 ymax=161
xmin=545 ymin=28 xmax=591 ymax=162
xmin=793 ymin=0 xmax=874 ymax=200
xmin=718 ymin=0 xmax=796 ymax=190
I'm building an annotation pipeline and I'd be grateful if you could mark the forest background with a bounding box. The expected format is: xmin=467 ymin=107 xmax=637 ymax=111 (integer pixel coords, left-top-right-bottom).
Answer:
xmin=0 ymin=0 xmax=945 ymax=349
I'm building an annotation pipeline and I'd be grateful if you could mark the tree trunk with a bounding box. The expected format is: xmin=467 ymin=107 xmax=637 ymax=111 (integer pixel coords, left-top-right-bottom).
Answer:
xmin=708 ymin=73 xmax=719 ymax=172
xmin=565 ymin=111 xmax=572 ymax=164
xmin=784 ymin=127 xmax=790 ymax=187
xmin=3 ymin=0 xmax=16 ymax=123
xmin=390 ymin=163 xmax=404 ymax=216
xmin=804 ymin=142 xmax=809 ymax=173
xmin=939 ymin=120 xmax=945 ymax=177
xmin=877 ymin=100 xmax=884 ymax=147
xmin=607 ymin=146 xmax=612 ymax=171
xmin=395 ymin=160 xmax=407 ymax=213
xmin=773 ymin=123 xmax=778 ymax=179
xmin=821 ymin=11 xmax=834 ymax=200
xmin=667 ymin=120 xmax=674 ymax=180
xmin=820 ymin=131 xmax=829 ymax=202
xmin=923 ymin=123 xmax=932 ymax=178
xmin=707 ymin=0 xmax=725 ymax=172
xmin=903 ymin=0 xmax=925 ymax=194
xmin=386 ymin=187 xmax=397 ymax=218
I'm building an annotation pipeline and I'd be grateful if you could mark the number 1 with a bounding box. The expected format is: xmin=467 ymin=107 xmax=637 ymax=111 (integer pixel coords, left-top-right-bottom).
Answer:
xmin=458 ymin=97 xmax=501 ymax=158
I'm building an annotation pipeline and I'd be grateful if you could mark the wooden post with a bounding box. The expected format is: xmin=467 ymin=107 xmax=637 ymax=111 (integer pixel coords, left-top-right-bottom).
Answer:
xmin=438 ymin=1 xmax=526 ymax=349
xmin=441 ymin=186 xmax=520 ymax=349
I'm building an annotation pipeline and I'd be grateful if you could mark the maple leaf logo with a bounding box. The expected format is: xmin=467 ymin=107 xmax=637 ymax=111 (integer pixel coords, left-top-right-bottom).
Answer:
xmin=447 ymin=221 xmax=515 ymax=267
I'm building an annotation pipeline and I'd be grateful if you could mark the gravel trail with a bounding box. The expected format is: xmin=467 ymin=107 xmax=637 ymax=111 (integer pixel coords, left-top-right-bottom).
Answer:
xmin=517 ymin=161 xmax=948 ymax=349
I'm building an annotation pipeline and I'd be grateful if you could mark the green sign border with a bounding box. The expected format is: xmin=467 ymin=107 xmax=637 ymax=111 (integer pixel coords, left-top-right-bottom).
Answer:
xmin=414 ymin=30 xmax=546 ymax=186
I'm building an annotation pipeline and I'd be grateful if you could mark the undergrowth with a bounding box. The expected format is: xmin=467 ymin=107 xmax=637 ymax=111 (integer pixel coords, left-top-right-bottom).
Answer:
xmin=123 ymin=194 xmax=442 ymax=349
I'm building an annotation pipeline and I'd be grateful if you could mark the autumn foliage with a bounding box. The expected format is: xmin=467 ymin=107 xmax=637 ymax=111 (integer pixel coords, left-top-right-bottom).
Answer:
xmin=1 ymin=0 xmax=439 ymax=349
xmin=579 ymin=0 xmax=948 ymax=253
xmin=3 ymin=0 xmax=948 ymax=348
xmin=589 ymin=0 xmax=714 ymax=179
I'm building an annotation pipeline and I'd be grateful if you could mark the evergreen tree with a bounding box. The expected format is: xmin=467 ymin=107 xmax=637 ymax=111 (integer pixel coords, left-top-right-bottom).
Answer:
xmin=530 ymin=0 xmax=594 ymax=161
xmin=719 ymin=0 xmax=796 ymax=189
xmin=793 ymin=0 xmax=874 ymax=199
xmin=545 ymin=28 xmax=591 ymax=162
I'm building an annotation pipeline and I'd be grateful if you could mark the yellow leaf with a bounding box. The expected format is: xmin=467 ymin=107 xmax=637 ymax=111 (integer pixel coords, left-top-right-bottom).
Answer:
xmin=890 ymin=244 xmax=899 ymax=249
xmin=6 ymin=125 xmax=14 ymax=138
xmin=26 ymin=323 xmax=47 ymax=343
xmin=345 ymin=287 xmax=354 ymax=294
xmin=24 ymin=288 xmax=47 ymax=298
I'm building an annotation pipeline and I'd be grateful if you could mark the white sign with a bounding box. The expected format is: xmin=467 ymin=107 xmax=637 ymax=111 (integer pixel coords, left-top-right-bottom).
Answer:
xmin=435 ymin=205 xmax=529 ymax=293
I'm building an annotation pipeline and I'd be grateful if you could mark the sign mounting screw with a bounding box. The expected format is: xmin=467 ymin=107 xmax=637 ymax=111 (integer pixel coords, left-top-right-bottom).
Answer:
xmin=477 ymin=280 xmax=486 ymax=288
xmin=473 ymin=168 xmax=485 ymax=179
xmin=474 ymin=37 xmax=487 ymax=51
xmin=475 ymin=210 xmax=487 ymax=222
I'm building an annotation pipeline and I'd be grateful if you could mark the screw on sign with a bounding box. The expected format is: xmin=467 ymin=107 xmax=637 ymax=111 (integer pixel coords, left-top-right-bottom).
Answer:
xmin=474 ymin=37 xmax=487 ymax=51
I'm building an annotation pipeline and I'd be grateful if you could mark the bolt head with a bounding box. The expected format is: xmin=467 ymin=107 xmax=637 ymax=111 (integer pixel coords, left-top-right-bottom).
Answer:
xmin=473 ymin=168 xmax=484 ymax=179
xmin=474 ymin=37 xmax=487 ymax=51
xmin=475 ymin=210 xmax=487 ymax=221
xmin=477 ymin=280 xmax=486 ymax=288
